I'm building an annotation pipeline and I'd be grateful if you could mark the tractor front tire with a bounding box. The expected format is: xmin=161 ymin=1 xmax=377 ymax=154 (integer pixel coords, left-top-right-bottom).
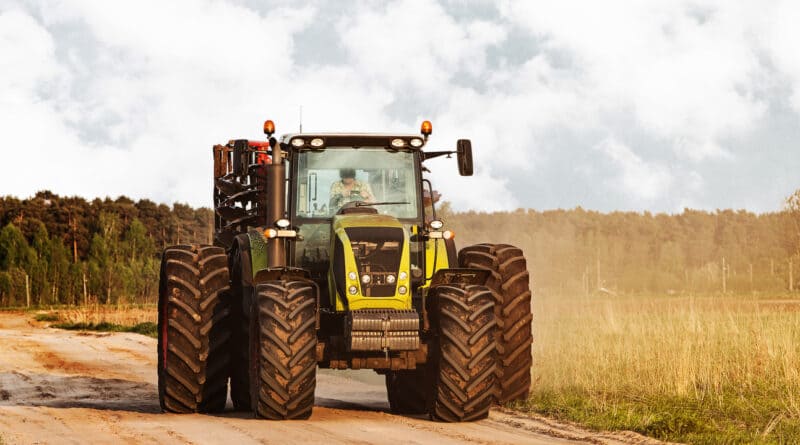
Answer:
xmin=428 ymin=284 xmax=498 ymax=422
xmin=385 ymin=368 xmax=428 ymax=414
xmin=158 ymin=244 xmax=231 ymax=413
xmin=459 ymin=243 xmax=532 ymax=404
xmin=249 ymin=280 xmax=317 ymax=420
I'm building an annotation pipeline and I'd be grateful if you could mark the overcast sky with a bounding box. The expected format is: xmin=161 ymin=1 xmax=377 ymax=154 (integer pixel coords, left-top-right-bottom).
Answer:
xmin=1 ymin=0 xmax=799 ymax=213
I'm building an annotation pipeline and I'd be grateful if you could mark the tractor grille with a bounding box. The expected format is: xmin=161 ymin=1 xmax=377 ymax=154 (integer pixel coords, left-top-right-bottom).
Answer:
xmin=345 ymin=227 xmax=404 ymax=297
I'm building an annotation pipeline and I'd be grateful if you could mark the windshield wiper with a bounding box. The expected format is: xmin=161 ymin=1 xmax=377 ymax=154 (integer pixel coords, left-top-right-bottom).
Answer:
xmin=355 ymin=201 xmax=410 ymax=207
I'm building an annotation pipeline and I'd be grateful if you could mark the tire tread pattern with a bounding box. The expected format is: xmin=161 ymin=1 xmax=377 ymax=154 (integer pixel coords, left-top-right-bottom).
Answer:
xmin=429 ymin=284 xmax=497 ymax=422
xmin=458 ymin=243 xmax=533 ymax=404
xmin=158 ymin=244 xmax=230 ymax=413
xmin=250 ymin=280 xmax=317 ymax=420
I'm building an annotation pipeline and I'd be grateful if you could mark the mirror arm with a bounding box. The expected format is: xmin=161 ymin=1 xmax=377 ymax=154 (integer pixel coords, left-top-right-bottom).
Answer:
xmin=421 ymin=150 xmax=456 ymax=161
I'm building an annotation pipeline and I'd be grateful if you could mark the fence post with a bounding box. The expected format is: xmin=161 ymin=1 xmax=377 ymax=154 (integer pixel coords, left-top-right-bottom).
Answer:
xmin=722 ymin=257 xmax=727 ymax=294
xmin=82 ymin=272 xmax=88 ymax=305
xmin=25 ymin=273 xmax=30 ymax=308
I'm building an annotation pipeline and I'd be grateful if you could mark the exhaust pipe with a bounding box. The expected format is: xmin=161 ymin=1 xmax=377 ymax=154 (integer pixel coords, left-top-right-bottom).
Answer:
xmin=265 ymin=142 xmax=286 ymax=267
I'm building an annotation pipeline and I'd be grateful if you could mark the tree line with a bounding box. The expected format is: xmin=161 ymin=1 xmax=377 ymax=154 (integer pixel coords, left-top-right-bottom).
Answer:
xmin=442 ymin=189 xmax=800 ymax=296
xmin=0 ymin=191 xmax=211 ymax=307
xmin=1 ymin=189 xmax=799 ymax=307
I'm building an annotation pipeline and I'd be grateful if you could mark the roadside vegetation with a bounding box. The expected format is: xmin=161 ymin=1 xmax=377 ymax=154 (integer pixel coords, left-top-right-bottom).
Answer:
xmin=518 ymin=293 xmax=800 ymax=444
xmin=53 ymin=321 xmax=157 ymax=338
xmin=32 ymin=305 xmax=157 ymax=338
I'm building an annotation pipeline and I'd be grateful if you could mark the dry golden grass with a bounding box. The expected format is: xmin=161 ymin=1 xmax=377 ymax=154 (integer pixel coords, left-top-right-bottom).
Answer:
xmin=49 ymin=304 xmax=156 ymax=326
xmin=523 ymin=294 xmax=800 ymax=443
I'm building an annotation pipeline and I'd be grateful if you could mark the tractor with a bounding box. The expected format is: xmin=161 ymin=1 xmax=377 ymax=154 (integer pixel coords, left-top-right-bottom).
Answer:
xmin=157 ymin=120 xmax=533 ymax=422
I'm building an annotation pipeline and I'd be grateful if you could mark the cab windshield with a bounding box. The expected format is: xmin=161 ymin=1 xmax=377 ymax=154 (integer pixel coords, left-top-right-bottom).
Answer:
xmin=294 ymin=147 xmax=420 ymax=219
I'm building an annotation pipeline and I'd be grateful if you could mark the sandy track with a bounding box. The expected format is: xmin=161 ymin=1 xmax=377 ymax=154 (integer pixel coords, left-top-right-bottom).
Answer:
xmin=0 ymin=313 xmax=661 ymax=445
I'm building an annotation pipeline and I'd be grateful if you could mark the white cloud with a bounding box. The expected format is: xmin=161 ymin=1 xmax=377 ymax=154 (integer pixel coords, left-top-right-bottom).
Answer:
xmin=759 ymin=1 xmax=800 ymax=112
xmin=596 ymin=138 xmax=673 ymax=202
xmin=337 ymin=0 xmax=506 ymax=91
xmin=0 ymin=0 xmax=798 ymax=213
xmin=498 ymin=1 xmax=769 ymax=161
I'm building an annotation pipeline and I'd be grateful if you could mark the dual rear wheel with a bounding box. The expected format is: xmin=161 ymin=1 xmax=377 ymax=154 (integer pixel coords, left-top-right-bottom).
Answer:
xmin=158 ymin=243 xmax=317 ymax=420
xmin=385 ymin=242 xmax=533 ymax=419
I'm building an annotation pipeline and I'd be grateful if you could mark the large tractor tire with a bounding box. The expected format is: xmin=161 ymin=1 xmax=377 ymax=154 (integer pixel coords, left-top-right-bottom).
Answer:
xmin=228 ymin=235 xmax=253 ymax=411
xmin=428 ymin=284 xmax=497 ymax=422
xmin=459 ymin=243 xmax=532 ymax=404
xmin=158 ymin=244 xmax=231 ymax=413
xmin=385 ymin=368 xmax=428 ymax=414
xmin=249 ymin=280 xmax=317 ymax=420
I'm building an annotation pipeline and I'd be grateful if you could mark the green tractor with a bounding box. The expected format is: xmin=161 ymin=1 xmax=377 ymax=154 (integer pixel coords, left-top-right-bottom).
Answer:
xmin=157 ymin=120 xmax=533 ymax=422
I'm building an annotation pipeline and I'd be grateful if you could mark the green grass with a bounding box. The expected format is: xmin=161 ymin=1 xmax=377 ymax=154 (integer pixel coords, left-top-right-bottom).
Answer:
xmin=52 ymin=321 xmax=158 ymax=338
xmin=516 ymin=388 xmax=800 ymax=444
xmin=33 ymin=312 xmax=60 ymax=322
xmin=519 ymin=294 xmax=800 ymax=444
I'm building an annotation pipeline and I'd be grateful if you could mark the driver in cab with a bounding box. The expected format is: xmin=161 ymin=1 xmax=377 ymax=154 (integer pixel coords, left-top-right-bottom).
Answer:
xmin=330 ymin=168 xmax=375 ymax=210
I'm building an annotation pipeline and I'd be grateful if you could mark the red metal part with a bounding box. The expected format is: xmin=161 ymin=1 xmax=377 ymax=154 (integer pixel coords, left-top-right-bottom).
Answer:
xmin=248 ymin=140 xmax=271 ymax=148
xmin=249 ymin=140 xmax=272 ymax=164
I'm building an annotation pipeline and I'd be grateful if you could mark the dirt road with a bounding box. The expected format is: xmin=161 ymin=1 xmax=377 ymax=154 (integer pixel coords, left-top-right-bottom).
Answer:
xmin=0 ymin=313 xmax=658 ymax=445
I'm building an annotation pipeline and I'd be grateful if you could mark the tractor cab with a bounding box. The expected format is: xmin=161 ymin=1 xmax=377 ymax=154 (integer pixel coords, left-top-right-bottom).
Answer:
xmin=283 ymin=134 xmax=428 ymax=309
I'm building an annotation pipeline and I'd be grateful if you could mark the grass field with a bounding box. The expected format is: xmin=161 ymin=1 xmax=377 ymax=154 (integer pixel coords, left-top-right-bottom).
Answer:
xmin=32 ymin=304 xmax=156 ymax=325
xmin=32 ymin=304 xmax=158 ymax=338
xmin=517 ymin=293 xmax=800 ymax=444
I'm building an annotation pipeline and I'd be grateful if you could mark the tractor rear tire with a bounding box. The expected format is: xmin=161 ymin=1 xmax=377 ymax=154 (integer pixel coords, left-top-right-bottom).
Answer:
xmin=459 ymin=243 xmax=532 ymax=404
xmin=158 ymin=244 xmax=231 ymax=413
xmin=428 ymin=284 xmax=497 ymax=422
xmin=228 ymin=236 xmax=252 ymax=411
xmin=385 ymin=368 xmax=428 ymax=414
xmin=249 ymin=280 xmax=317 ymax=420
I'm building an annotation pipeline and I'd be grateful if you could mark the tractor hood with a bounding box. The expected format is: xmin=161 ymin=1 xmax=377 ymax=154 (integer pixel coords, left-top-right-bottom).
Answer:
xmin=329 ymin=213 xmax=412 ymax=311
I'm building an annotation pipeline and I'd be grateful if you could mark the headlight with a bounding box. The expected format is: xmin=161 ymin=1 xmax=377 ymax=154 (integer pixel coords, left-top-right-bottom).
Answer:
xmin=409 ymin=138 xmax=423 ymax=147
xmin=386 ymin=274 xmax=396 ymax=284
xmin=398 ymin=286 xmax=407 ymax=295
xmin=291 ymin=138 xmax=305 ymax=147
xmin=310 ymin=138 xmax=324 ymax=147
xmin=391 ymin=138 xmax=405 ymax=148
xmin=348 ymin=286 xmax=358 ymax=295
xmin=275 ymin=218 xmax=290 ymax=229
xmin=361 ymin=274 xmax=371 ymax=284
xmin=348 ymin=271 xmax=357 ymax=281
xmin=398 ymin=271 xmax=408 ymax=281
xmin=429 ymin=220 xmax=444 ymax=230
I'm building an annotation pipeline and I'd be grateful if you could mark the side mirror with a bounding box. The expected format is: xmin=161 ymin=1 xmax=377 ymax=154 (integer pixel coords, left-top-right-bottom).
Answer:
xmin=456 ymin=139 xmax=474 ymax=176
